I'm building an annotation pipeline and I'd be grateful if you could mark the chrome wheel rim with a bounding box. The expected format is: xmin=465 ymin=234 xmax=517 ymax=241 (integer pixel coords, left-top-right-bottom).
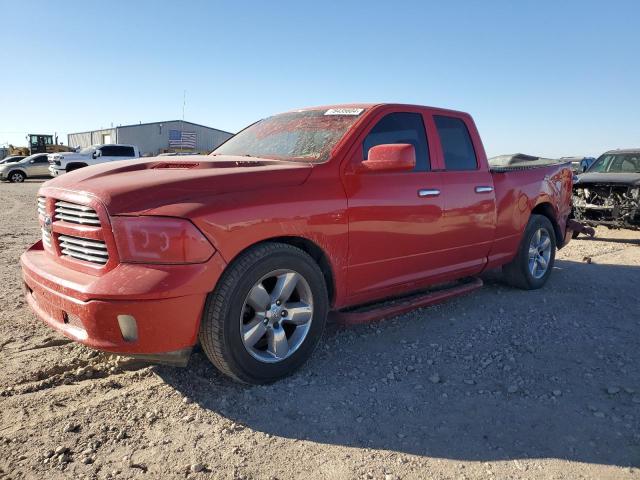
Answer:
xmin=528 ymin=228 xmax=551 ymax=279
xmin=11 ymin=173 xmax=23 ymax=182
xmin=240 ymin=269 xmax=313 ymax=363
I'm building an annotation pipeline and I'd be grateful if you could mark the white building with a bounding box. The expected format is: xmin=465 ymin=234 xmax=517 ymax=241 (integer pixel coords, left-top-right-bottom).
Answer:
xmin=68 ymin=120 xmax=233 ymax=156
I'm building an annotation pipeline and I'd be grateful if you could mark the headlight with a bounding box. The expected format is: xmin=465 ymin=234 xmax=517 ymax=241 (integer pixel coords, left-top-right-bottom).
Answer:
xmin=111 ymin=216 xmax=215 ymax=264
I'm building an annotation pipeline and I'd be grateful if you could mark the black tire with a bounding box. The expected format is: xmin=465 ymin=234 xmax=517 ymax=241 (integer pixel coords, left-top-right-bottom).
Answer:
xmin=8 ymin=171 xmax=25 ymax=183
xmin=199 ymin=242 xmax=328 ymax=384
xmin=502 ymin=214 xmax=556 ymax=290
xmin=571 ymin=230 xmax=580 ymax=239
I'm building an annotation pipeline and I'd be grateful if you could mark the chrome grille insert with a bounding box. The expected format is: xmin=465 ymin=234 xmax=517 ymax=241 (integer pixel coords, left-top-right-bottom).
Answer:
xmin=54 ymin=201 xmax=100 ymax=225
xmin=37 ymin=197 xmax=46 ymax=217
xmin=58 ymin=235 xmax=109 ymax=264
xmin=41 ymin=228 xmax=52 ymax=248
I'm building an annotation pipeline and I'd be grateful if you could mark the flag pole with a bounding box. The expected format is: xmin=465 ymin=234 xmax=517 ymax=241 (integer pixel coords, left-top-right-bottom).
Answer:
xmin=180 ymin=90 xmax=186 ymax=153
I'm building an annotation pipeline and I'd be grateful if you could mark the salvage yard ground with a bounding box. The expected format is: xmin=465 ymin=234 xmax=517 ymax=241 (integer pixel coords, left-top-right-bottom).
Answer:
xmin=1 ymin=180 xmax=639 ymax=480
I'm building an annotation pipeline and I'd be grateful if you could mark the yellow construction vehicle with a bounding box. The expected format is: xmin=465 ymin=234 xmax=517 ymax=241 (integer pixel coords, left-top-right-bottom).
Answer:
xmin=9 ymin=134 xmax=74 ymax=156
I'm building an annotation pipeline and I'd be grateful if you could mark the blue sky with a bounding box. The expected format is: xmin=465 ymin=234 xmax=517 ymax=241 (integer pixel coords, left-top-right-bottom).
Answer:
xmin=1 ymin=0 xmax=638 ymax=158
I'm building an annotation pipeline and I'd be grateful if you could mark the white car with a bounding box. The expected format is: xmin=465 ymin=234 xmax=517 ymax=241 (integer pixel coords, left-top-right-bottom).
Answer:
xmin=48 ymin=144 xmax=140 ymax=176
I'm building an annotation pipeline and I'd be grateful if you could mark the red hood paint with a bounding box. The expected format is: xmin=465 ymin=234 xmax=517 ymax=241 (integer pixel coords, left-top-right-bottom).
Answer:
xmin=42 ymin=155 xmax=313 ymax=215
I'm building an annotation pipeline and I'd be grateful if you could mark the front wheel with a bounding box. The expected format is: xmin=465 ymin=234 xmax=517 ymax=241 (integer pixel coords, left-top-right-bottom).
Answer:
xmin=199 ymin=243 xmax=328 ymax=384
xmin=8 ymin=171 xmax=25 ymax=183
xmin=502 ymin=214 xmax=556 ymax=290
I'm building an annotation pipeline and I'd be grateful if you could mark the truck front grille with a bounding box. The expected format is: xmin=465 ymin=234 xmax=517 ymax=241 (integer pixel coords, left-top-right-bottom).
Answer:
xmin=58 ymin=235 xmax=109 ymax=264
xmin=54 ymin=201 xmax=100 ymax=225
xmin=41 ymin=228 xmax=52 ymax=248
xmin=37 ymin=197 xmax=46 ymax=217
xmin=38 ymin=197 xmax=111 ymax=267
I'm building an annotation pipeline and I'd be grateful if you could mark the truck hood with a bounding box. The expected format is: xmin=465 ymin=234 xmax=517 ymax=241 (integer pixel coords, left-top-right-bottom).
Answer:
xmin=42 ymin=155 xmax=314 ymax=215
xmin=50 ymin=152 xmax=91 ymax=161
xmin=575 ymin=172 xmax=640 ymax=187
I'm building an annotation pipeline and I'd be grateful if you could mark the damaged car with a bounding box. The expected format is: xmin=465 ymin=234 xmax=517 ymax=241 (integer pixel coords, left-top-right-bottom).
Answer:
xmin=573 ymin=149 xmax=640 ymax=230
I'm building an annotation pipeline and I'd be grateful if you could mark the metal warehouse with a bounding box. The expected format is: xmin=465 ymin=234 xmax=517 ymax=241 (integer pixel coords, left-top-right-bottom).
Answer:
xmin=67 ymin=120 xmax=233 ymax=156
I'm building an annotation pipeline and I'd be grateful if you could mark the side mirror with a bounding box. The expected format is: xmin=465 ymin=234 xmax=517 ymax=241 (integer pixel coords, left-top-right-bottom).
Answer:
xmin=92 ymin=150 xmax=102 ymax=159
xmin=360 ymin=144 xmax=416 ymax=172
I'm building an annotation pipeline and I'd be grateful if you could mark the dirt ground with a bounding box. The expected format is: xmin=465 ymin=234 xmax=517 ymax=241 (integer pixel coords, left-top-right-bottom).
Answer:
xmin=1 ymin=180 xmax=639 ymax=480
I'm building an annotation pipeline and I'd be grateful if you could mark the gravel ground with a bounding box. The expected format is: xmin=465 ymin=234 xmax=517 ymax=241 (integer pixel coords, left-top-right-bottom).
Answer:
xmin=1 ymin=180 xmax=639 ymax=480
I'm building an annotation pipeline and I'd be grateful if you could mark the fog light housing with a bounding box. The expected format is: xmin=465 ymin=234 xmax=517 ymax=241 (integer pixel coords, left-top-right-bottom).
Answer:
xmin=117 ymin=315 xmax=138 ymax=342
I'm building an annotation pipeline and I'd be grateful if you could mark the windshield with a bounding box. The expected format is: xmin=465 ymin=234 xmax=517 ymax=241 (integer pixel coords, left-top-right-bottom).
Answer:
xmin=79 ymin=145 xmax=98 ymax=155
xmin=1 ymin=157 xmax=21 ymax=164
xmin=211 ymin=108 xmax=366 ymax=163
xmin=588 ymin=153 xmax=640 ymax=173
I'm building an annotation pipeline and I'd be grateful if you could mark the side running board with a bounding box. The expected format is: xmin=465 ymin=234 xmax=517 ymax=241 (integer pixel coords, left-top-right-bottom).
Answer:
xmin=330 ymin=277 xmax=483 ymax=326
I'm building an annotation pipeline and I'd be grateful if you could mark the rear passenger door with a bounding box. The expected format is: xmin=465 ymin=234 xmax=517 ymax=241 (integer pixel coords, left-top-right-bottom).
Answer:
xmin=432 ymin=114 xmax=496 ymax=275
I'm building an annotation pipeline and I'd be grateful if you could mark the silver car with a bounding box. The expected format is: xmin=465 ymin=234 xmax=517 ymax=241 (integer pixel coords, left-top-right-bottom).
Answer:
xmin=0 ymin=153 xmax=51 ymax=183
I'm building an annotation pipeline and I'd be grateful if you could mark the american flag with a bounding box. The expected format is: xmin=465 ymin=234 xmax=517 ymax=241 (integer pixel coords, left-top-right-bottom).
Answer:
xmin=168 ymin=129 xmax=197 ymax=149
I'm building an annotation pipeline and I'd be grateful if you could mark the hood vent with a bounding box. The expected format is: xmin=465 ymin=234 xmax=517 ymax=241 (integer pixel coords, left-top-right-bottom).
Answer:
xmin=152 ymin=162 xmax=200 ymax=169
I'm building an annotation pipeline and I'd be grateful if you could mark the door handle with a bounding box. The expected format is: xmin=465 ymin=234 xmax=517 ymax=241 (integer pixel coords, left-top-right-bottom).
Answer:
xmin=418 ymin=189 xmax=440 ymax=198
xmin=475 ymin=186 xmax=494 ymax=193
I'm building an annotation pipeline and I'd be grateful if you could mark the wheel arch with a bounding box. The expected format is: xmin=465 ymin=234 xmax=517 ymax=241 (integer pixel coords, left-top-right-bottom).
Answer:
xmin=7 ymin=168 xmax=27 ymax=179
xmin=531 ymin=202 xmax=564 ymax=248
xmin=226 ymin=236 xmax=336 ymax=307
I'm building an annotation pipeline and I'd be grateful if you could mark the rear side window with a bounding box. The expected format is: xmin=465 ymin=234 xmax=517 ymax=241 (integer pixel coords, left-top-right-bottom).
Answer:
xmin=363 ymin=112 xmax=430 ymax=171
xmin=34 ymin=155 xmax=48 ymax=163
xmin=434 ymin=116 xmax=477 ymax=171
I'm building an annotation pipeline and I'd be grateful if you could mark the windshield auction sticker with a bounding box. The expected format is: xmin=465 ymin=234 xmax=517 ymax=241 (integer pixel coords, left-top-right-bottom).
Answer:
xmin=324 ymin=108 xmax=364 ymax=116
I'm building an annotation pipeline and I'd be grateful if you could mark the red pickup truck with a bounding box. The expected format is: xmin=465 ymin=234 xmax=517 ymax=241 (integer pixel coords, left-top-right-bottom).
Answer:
xmin=21 ymin=104 xmax=574 ymax=384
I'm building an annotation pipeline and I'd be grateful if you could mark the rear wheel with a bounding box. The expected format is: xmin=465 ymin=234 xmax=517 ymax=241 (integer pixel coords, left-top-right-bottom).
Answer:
xmin=199 ymin=243 xmax=328 ymax=384
xmin=8 ymin=171 xmax=25 ymax=183
xmin=503 ymin=214 xmax=556 ymax=290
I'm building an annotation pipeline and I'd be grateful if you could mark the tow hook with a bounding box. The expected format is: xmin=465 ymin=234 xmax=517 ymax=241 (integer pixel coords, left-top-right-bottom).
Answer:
xmin=567 ymin=219 xmax=595 ymax=239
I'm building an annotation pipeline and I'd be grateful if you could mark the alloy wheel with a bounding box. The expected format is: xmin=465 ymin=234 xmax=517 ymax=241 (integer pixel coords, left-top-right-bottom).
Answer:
xmin=10 ymin=172 xmax=24 ymax=183
xmin=528 ymin=228 xmax=551 ymax=279
xmin=240 ymin=269 xmax=314 ymax=363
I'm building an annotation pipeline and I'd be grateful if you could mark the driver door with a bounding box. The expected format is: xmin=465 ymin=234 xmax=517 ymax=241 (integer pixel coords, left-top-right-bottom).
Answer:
xmin=343 ymin=110 xmax=449 ymax=303
xmin=32 ymin=155 xmax=50 ymax=176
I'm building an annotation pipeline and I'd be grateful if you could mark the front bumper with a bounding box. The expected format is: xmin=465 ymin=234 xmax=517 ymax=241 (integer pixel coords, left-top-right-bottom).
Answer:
xmin=49 ymin=165 xmax=63 ymax=177
xmin=21 ymin=241 xmax=227 ymax=359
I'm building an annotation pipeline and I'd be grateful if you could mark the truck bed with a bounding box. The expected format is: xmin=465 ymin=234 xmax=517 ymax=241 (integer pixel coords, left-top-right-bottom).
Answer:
xmin=485 ymin=160 xmax=574 ymax=270
xmin=489 ymin=153 xmax=569 ymax=173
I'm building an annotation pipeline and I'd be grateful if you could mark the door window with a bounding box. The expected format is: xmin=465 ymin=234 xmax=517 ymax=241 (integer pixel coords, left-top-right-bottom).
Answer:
xmin=363 ymin=112 xmax=430 ymax=171
xmin=100 ymin=146 xmax=135 ymax=157
xmin=34 ymin=155 xmax=48 ymax=163
xmin=434 ymin=116 xmax=478 ymax=171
